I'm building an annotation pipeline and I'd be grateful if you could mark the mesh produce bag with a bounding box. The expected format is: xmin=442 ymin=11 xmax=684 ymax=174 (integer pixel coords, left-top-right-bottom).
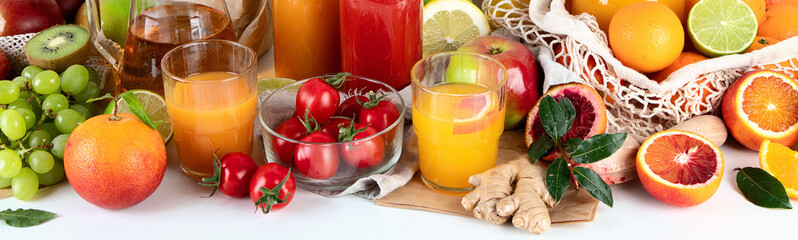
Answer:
xmin=483 ymin=0 xmax=798 ymax=141
xmin=0 ymin=33 xmax=114 ymax=90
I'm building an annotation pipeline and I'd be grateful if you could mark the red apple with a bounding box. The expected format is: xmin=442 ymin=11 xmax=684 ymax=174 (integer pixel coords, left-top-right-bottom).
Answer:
xmin=0 ymin=0 xmax=65 ymax=37
xmin=0 ymin=50 xmax=11 ymax=80
xmin=458 ymin=35 xmax=540 ymax=129
xmin=56 ymin=0 xmax=84 ymax=23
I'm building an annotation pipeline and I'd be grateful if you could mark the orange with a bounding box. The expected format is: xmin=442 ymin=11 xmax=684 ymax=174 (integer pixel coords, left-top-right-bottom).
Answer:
xmin=752 ymin=58 xmax=798 ymax=78
xmin=488 ymin=0 xmax=531 ymax=27
xmin=759 ymin=140 xmax=798 ymax=198
xmin=609 ymin=2 xmax=684 ymax=73
xmin=650 ymin=52 xmax=708 ymax=83
xmin=758 ymin=4 xmax=798 ymax=40
xmin=765 ymin=0 xmax=798 ymax=7
xmin=744 ymin=0 xmax=768 ymax=24
xmin=571 ymin=0 xmax=685 ymax=33
xmin=64 ymin=113 xmax=167 ymax=209
xmin=744 ymin=36 xmax=780 ymax=53
xmin=649 ymin=52 xmax=712 ymax=112
xmin=637 ymin=130 xmax=724 ymax=207
xmin=721 ymin=70 xmax=798 ymax=151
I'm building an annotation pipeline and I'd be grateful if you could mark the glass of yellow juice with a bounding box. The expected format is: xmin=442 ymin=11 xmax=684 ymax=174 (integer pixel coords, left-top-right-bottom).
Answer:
xmin=411 ymin=52 xmax=508 ymax=195
xmin=161 ymin=40 xmax=258 ymax=180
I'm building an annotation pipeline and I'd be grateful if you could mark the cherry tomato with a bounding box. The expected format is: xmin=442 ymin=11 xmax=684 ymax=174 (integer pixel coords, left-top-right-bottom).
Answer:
xmin=294 ymin=132 xmax=339 ymax=179
xmin=339 ymin=124 xmax=385 ymax=168
xmin=336 ymin=95 xmax=369 ymax=119
xmin=249 ymin=163 xmax=296 ymax=214
xmin=320 ymin=118 xmax=354 ymax=139
xmin=201 ymin=152 xmax=259 ymax=198
xmin=358 ymin=99 xmax=400 ymax=133
xmin=294 ymin=73 xmax=349 ymax=123
xmin=218 ymin=152 xmax=259 ymax=197
xmin=272 ymin=118 xmax=308 ymax=164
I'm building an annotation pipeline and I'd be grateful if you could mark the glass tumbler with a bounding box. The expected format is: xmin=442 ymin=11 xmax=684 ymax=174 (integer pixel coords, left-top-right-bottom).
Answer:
xmin=162 ymin=40 xmax=258 ymax=180
xmin=411 ymin=52 xmax=508 ymax=195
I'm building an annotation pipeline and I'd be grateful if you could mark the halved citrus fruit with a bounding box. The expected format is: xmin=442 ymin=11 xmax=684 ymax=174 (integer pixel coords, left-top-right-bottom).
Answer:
xmin=637 ymin=130 xmax=724 ymax=207
xmin=759 ymin=140 xmax=798 ymax=198
xmin=688 ymin=0 xmax=758 ymax=57
xmin=525 ymin=82 xmax=607 ymax=147
xmin=105 ymin=90 xmax=172 ymax=144
xmin=721 ymin=70 xmax=798 ymax=150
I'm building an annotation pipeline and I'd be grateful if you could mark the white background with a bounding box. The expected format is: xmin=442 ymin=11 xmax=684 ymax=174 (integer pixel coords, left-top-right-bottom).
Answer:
xmin=2 ymin=51 xmax=796 ymax=239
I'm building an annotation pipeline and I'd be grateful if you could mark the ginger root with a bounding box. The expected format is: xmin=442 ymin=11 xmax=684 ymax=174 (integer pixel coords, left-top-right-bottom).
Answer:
xmin=461 ymin=156 xmax=556 ymax=234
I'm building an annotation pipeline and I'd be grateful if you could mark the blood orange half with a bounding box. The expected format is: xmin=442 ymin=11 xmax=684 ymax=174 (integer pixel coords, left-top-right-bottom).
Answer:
xmin=637 ymin=130 xmax=724 ymax=207
xmin=525 ymin=83 xmax=607 ymax=148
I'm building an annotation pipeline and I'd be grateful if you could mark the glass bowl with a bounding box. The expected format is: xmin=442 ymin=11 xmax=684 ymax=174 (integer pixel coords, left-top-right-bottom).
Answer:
xmin=258 ymin=75 xmax=405 ymax=191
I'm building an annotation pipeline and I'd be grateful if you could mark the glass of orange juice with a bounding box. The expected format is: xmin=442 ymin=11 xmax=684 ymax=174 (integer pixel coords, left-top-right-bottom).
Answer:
xmin=161 ymin=40 xmax=258 ymax=180
xmin=411 ymin=52 xmax=508 ymax=195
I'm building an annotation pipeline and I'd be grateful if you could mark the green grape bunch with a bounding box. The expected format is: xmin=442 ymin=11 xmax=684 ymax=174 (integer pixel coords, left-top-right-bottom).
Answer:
xmin=0 ymin=65 xmax=101 ymax=201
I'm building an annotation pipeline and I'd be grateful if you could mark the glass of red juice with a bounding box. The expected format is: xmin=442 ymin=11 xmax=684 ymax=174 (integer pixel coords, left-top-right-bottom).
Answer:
xmin=339 ymin=0 xmax=423 ymax=91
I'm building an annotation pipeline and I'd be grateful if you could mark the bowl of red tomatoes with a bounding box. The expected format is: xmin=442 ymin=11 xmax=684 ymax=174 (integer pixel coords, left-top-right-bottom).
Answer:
xmin=258 ymin=73 xmax=405 ymax=190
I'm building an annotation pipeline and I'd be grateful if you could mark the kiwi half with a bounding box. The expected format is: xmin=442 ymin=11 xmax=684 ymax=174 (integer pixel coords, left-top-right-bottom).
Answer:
xmin=25 ymin=25 xmax=90 ymax=72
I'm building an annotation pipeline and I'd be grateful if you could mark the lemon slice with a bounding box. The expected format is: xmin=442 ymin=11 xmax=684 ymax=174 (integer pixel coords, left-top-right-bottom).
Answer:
xmin=687 ymin=0 xmax=757 ymax=57
xmin=423 ymin=0 xmax=491 ymax=56
xmin=105 ymin=90 xmax=172 ymax=144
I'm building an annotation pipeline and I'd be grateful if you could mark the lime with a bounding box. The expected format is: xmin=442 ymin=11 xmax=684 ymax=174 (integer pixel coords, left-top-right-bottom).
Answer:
xmin=105 ymin=90 xmax=172 ymax=144
xmin=422 ymin=0 xmax=490 ymax=56
xmin=687 ymin=0 xmax=757 ymax=57
xmin=257 ymin=77 xmax=297 ymax=96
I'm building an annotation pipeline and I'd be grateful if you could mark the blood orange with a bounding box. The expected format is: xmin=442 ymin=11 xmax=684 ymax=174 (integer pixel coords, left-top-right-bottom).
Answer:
xmin=721 ymin=70 xmax=798 ymax=150
xmin=524 ymin=83 xmax=607 ymax=148
xmin=637 ymin=130 xmax=724 ymax=207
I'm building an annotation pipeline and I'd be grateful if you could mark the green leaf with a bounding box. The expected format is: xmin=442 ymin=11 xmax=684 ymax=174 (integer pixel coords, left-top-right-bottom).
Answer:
xmin=563 ymin=138 xmax=583 ymax=152
xmin=558 ymin=98 xmax=576 ymax=134
xmin=736 ymin=167 xmax=792 ymax=209
xmin=569 ymin=133 xmax=627 ymax=164
xmin=527 ymin=134 xmax=554 ymax=164
xmin=538 ymin=96 xmax=571 ymax=142
xmin=0 ymin=208 xmax=56 ymax=227
xmin=545 ymin=158 xmax=571 ymax=202
xmin=573 ymin=167 xmax=613 ymax=207
xmin=86 ymin=93 xmax=113 ymax=103
xmin=120 ymin=94 xmax=158 ymax=131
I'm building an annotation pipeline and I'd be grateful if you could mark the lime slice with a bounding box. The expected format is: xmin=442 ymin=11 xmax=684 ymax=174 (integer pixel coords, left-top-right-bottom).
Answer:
xmin=687 ymin=0 xmax=757 ymax=57
xmin=104 ymin=90 xmax=172 ymax=144
xmin=422 ymin=0 xmax=491 ymax=56
xmin=257 ymin=77 xmax=297 ymax=96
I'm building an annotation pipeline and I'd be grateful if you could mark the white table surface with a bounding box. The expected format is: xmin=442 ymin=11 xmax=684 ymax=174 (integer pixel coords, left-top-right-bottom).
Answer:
xmin=3 ymin=50 xmax=797 ymax=239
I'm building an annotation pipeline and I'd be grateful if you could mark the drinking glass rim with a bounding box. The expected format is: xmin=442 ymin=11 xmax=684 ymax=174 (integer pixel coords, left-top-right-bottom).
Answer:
xmin=161 ymin=39 xmax=257 ymax=85
xmin=410 ymin=51 xmax=508 ymax=97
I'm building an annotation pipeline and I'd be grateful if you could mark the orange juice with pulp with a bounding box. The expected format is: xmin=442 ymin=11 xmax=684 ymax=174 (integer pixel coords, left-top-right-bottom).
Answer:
xmin=167 ymin=71 xmax=258 ymax=179
xmin=413 ymin=83 xmax=505 ymax=192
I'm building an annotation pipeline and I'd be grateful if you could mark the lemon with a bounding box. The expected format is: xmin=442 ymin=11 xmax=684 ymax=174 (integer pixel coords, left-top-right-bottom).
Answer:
xmin=687 ymin=0 xmax=757 ymax=57
xmin=423 ymin=0 xmax=491 ymax=56
xmin=105 ymin=90 xmax=172 ymax=144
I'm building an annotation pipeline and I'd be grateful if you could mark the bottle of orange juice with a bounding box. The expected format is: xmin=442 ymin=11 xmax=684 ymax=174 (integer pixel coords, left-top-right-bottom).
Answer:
xmin=272 ymin=0 xmax=341 ymax=80
xmin=571 ymin=0 xmax=686 ymax=32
